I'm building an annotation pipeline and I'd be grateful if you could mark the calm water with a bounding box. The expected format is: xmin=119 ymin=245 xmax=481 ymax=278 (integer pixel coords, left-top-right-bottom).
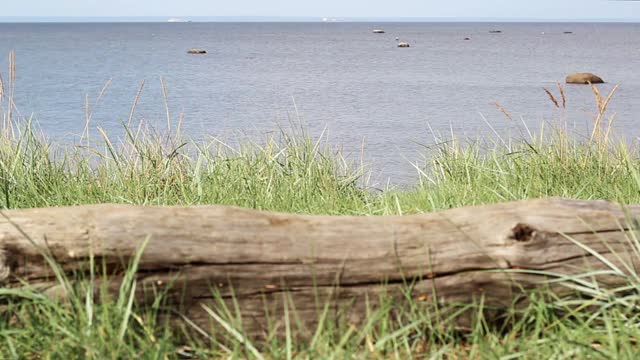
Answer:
xmin=0 ymin=22 xmax=638 ymax=183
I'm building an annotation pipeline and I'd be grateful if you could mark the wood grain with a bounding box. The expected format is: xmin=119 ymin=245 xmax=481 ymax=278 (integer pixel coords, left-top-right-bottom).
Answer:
xmin=0 ymin=198 xmax=637 ymax=337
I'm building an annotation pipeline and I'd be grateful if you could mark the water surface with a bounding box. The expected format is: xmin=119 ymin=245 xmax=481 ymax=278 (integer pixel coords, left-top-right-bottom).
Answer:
xmin=0 ymin=22 xmax=638 ymax=183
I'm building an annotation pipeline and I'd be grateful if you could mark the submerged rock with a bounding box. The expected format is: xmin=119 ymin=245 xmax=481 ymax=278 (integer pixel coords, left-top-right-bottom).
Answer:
xmin=565 ymin=72 xmax=604 ymax=84
xmin=187 ymin=48 xmax=207 ymax=54
xmin=489 ymin=30 xmax=502 ymax=33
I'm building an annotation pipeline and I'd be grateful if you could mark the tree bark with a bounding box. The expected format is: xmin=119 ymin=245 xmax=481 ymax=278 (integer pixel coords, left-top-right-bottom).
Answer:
xmin=0 ymin=198 xmax=638 ymax=338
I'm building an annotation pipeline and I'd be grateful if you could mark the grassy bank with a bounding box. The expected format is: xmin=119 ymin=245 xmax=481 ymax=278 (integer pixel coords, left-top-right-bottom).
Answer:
xmin=2 ymin=75 xmax=640 ymax=357
xmin=1 ymin=118 xmax=638 ymax=214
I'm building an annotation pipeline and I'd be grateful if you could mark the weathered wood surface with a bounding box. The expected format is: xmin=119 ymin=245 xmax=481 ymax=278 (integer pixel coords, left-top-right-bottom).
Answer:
xmin=0 ymin=198 xmax=638 ymax=337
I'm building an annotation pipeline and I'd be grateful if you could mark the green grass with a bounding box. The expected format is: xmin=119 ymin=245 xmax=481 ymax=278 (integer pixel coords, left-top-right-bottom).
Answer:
xmin=1 ymin=104 xmax=640 ymax=357
xmin=1 ymin=119 xmax=639 ymax=215
xmin=0 ymin=122 xmax=373 ymax=214
xmin=392 ymin=131 xmax=640 ymax=214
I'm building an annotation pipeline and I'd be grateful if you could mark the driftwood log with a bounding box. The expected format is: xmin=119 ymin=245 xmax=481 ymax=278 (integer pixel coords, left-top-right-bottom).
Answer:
xmin=0 ymin=198 xmax=638 ymax=338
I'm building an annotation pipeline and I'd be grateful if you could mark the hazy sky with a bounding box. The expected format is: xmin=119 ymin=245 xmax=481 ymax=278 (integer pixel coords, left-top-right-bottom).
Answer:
xmin=3 ymin=0 xmax=640 ymax=20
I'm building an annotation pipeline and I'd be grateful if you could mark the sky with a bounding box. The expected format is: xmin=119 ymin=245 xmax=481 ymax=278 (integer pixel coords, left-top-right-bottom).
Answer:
xmin=2 ymin=0 xmax=639 ymax=21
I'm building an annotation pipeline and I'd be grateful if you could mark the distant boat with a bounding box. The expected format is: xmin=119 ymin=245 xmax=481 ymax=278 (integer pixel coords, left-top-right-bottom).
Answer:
xmin=168 ymin=18 xmax=190 ymax=23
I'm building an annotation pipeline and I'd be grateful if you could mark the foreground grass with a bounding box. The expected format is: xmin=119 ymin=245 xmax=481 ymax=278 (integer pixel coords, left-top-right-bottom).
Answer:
xmin=1 ymin=121 xmax=639 ymax=214
xmin=1 ymin=119 xmax=640 ymax=358
xmin=5 ymin=280 xmax=640 ymax=359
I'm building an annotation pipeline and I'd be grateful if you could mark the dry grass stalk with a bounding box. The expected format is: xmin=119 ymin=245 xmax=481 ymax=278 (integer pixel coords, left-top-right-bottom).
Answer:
xmin=603 ymin=113 xmax=616 ymax=146
xmin=0 ymin=72 xmax=5 ymax=136
xmin=491 ymin=101 xmax=513 ymax=121
xmin=83 ymin=94 xmax=90 ymax=141
xmin=9 ymin=50 xmax=15 ymax=96
xmin=127 ymin=79 xmax=146 ymax=128
xmin=557 ymin=82 xmax=566 ymax=109
xmin=592 ymin=84 xmax=602 ymax=109
xmin=543 ymin=88 xmax=560 ymax=109
xmin=160 ymin=77 xmax=171 ymax=132
xmin=176 ymin=111 xmax=184 ymax=140
xmin=82 ymin=79 xmax=113 ymax=145
xmin=6 ymin=50 xmax=16 ymax=136
xmin=589 ymin=84 xmax=619 ymax=146
xmin=0 ymin=72 xmax=5 ymax=100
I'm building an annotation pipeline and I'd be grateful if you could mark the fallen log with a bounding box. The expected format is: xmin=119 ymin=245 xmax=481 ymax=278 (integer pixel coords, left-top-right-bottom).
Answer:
xmin=0 ymin=198 xmax=638 ymax=338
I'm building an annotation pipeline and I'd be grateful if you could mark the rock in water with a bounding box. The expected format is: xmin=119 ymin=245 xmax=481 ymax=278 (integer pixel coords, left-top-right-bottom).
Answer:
xmin=187 ymin=49 xmax=207 ymax=54
xmin=565 ymin=72 xmax=604 ymax=84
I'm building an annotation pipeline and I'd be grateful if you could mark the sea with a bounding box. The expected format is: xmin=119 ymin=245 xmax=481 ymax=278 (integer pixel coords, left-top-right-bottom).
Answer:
xmin=0 ymin=22 xmax=638 ymax=184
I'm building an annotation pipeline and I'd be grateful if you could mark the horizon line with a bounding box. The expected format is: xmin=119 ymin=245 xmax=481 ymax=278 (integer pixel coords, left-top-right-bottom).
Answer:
xmin=0 ymin=16 xmax=639 ymax=23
